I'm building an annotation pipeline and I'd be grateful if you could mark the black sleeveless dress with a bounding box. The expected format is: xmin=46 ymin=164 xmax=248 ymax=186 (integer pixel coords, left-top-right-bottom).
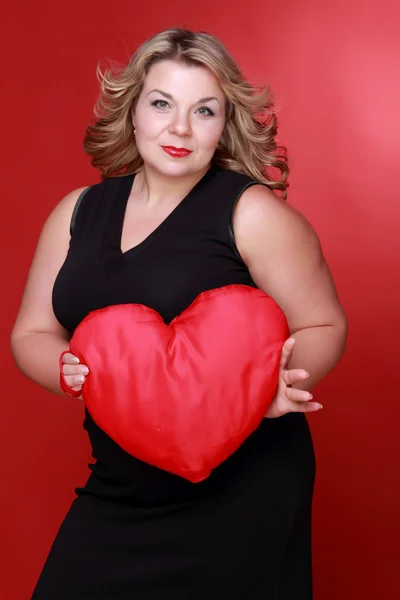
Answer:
xmin=32 ymin=163 xmax=316 ymax=599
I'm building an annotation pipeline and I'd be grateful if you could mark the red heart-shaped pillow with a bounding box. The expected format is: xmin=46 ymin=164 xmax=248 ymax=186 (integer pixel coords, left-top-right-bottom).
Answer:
xmin=64 ymin=285 xmax=289 ymax=482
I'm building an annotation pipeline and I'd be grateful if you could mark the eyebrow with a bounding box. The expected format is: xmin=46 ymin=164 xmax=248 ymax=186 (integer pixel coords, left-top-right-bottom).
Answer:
xmin=147 ymin=89 xmax=220 ymax=105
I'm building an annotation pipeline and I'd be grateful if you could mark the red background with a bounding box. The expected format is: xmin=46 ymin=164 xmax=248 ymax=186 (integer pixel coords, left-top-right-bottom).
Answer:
xmin=2 ymin=1 xmax=399 ymax=598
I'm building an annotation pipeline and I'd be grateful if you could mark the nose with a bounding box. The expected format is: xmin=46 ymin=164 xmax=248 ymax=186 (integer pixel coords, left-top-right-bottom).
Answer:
xmin=168 ymin=110 xmax=192 ymax=138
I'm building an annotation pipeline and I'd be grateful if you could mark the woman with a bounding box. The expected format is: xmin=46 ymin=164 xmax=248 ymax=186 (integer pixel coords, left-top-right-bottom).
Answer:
xmin=11 ymin=28 xmax=347 ymax=599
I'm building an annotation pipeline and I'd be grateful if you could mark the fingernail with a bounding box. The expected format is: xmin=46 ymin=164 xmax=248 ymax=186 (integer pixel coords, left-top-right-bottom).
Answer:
xmin=72 ymin=357 xmax=79 ymax=364
xmin=319 ymin=404 xmax=323 ymax=409
xmin=308 ymin=394 xmax=313 ymax=400
xmin=81 ymin=366 xmax=89 ymax=375
xmin=76 ymin=375 xmax=85 ymax=383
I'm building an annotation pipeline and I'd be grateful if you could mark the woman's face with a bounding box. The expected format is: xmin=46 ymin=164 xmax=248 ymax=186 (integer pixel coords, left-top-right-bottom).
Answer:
xmin=132 ymin=60 xmax=226 ymax=177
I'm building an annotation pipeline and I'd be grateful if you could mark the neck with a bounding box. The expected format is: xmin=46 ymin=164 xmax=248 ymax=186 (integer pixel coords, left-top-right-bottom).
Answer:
xmin=133 ymin=163 xmax=211 ymax=207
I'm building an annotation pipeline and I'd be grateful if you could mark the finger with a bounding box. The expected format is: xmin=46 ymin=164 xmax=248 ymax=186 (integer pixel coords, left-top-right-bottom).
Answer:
xmin=69 ymin=385 xmax=83 ymax=393
xmin=62 ymin=364 xmax=89 ymax=376
xmin=62 ymin=353 xmax=80 ymax=365
xmin=282 ymin=368 xmax=309 ymax=387
xmin=64 ymin=374 xmax=86 ymax=387
xmin=280 ymin=338 xmax=296 ymax=368
xmin=285 ymin=386 xmax=314 ymax=403
xmin=292 ymin=401 xmax=323 ymax=413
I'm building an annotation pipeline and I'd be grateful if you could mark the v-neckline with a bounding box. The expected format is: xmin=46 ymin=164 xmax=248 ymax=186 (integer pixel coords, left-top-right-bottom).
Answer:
xmin=99 ymin=164 xmax=218 ymax=279
xmin=109 ymin=164 xmax=217 ymax=261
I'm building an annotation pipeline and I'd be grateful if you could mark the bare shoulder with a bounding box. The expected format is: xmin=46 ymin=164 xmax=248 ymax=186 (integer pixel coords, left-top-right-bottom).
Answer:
xmin=231 ymin=184 xmax=347 ymax=333
xmin=10 ymin=186 xmax=90 ymax=340
xmin=43 ymin=186 xmax=89 ymax=234
xmin=35 ymin=185 xmax=90 ymax=253
xmin=233 ymin=184 xmax=321 ymax=263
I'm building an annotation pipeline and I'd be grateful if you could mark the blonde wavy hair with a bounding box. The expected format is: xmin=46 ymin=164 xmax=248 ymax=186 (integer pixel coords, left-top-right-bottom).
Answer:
xmin=83 ymin=28 xmax=289 ymax=198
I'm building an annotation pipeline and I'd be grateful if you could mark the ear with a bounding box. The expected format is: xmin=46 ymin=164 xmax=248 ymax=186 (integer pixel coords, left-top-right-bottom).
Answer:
xmin=130 ymin=105 xmax=136 ymax=128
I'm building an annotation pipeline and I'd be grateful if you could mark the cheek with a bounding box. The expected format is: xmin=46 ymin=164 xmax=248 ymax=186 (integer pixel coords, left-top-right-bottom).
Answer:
xmin=139 ymin=118 xmax=166 ymax=138
xmin=196 ymin=121 xmax=225 ymax=147
xmin=135 ymin=105 xmax=167 ymax=136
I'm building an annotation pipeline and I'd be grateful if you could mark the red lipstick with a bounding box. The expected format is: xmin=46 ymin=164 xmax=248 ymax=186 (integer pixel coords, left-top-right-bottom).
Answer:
xmin=162 ymin=146 xmax=192 ymax=158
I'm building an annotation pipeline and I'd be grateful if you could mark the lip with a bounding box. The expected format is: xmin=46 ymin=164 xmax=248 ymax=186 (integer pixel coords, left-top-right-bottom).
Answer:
xmin=162 ymin=146 xmax=192 ymax=158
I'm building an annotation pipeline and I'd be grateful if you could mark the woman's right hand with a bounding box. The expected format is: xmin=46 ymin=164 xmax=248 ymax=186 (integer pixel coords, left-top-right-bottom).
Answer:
xmin=61 ymin=352 xmax=89 ymax=396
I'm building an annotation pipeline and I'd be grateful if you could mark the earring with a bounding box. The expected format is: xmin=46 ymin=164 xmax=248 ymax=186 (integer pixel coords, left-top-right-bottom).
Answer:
xmin=133 ymin=128 xmax=136 ymax=134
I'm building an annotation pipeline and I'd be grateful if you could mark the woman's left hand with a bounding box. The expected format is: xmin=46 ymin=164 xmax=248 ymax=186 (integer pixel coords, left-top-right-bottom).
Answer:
xmin=265 ymin=337 xmax=323 ymax=419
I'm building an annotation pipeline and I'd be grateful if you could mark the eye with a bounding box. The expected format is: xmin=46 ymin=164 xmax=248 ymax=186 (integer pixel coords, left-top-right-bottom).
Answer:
xmin=197 ymin=107 xmax=215 ymax=116
xmin=151 ymin=99 xmax=170 ymax=109
xmin=151 ymin=99 xmax=215 ymax=117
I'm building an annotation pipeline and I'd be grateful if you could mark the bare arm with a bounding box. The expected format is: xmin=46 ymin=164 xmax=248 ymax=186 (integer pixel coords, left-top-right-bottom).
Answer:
xmin=234 ymin=185 xmax=348 ymax=392
xmin=11 ymin=187 xmax=89 ymax=396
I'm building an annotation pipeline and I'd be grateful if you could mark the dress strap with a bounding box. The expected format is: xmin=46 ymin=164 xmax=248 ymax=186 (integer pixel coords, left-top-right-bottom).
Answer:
xmin=70 ymin=186 xmax=92 ymax=237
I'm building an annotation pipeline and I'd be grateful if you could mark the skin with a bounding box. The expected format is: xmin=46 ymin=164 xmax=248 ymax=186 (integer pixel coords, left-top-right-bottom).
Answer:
xmin=11 ymin=59 xmax=347 ymax=419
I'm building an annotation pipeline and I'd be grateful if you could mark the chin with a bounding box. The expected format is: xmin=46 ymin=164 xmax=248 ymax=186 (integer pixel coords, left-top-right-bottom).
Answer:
xmin=142 ymin=150 xmax=210 ymax=177
xmin=153 ymin=160 xmax=200 ymax=178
